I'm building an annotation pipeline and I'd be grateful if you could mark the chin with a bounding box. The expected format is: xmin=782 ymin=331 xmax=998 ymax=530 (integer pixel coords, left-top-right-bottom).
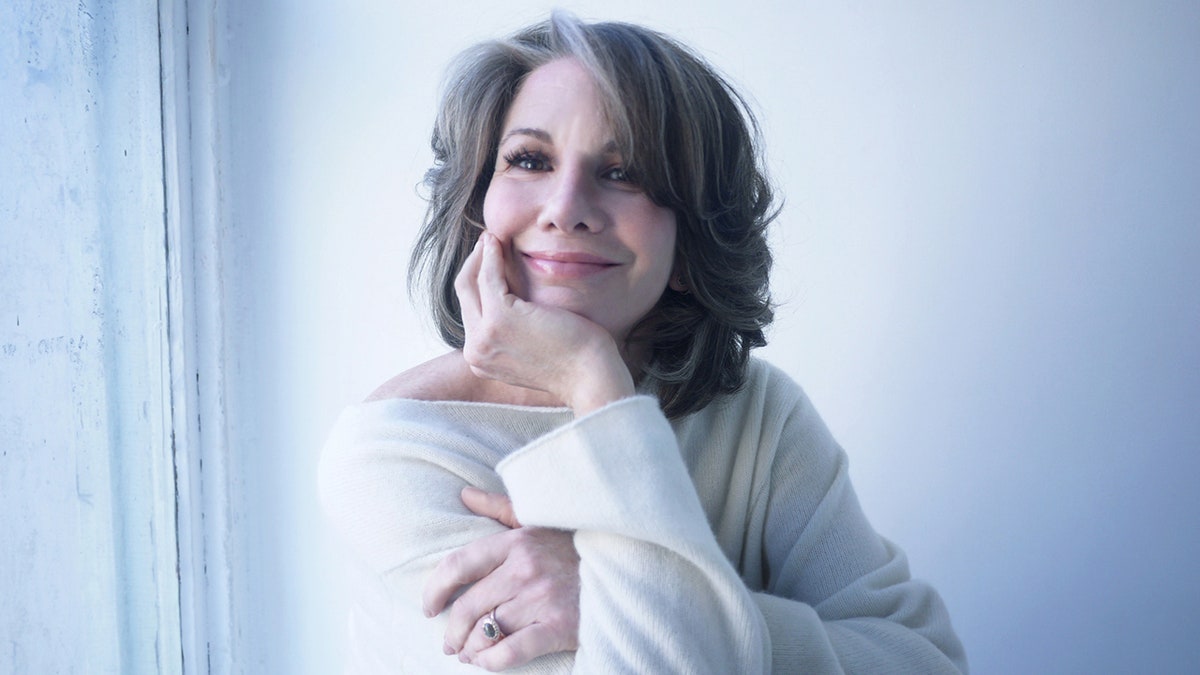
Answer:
xmin=523 ymin=285 xmax=589 ymax=311
xmin=524 ymin=289 xmax=624 ymax=332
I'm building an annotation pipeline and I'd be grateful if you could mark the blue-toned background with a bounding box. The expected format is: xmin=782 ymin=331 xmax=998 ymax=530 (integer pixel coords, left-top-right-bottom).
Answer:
xmin=254 ymin=3 xmax=1197 ymax=671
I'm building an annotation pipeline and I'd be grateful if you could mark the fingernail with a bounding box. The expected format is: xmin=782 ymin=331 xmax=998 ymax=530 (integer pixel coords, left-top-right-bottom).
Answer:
xmin=443 ymin=642 xmax=454 ymax=655
xmin=462 ymin=485 xmax=483 ymax=497
xmin=423 ymin=606 xmax=434 ymax=618
xmin=459 ymin=652 xmax=471 ymax=664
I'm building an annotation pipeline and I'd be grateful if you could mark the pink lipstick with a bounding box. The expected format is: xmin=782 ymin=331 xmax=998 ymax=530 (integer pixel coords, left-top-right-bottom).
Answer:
xmin=521 ymin=250 xmax=619 ymax=278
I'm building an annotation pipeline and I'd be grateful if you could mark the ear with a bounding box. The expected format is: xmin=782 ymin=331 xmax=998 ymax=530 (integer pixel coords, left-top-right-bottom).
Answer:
xmin=668 ymin=266 xmax=688 ymax=292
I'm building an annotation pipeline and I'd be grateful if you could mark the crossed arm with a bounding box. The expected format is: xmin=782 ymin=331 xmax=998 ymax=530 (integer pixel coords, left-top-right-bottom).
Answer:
xmin=423 ymin=487 xmax=580 ymax=670
xmin=429 ymin=232 xmax=765 ymax=670
xmin=321 ymin=231 xmax=967 ymax=672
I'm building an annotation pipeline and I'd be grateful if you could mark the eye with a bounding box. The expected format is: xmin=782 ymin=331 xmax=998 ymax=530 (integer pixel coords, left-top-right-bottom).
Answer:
xmin=603 ymin=167 xmax=630 ymax=182
xmin=503 ymin=148 xmax=550 ymax=172
xmin=602 ymin=166 xmax=635 ymax=184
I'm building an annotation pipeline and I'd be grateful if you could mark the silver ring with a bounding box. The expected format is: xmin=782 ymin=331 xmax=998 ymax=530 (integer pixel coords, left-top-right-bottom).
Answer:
xmin=481 ymin=608 xmax=505 ymax=641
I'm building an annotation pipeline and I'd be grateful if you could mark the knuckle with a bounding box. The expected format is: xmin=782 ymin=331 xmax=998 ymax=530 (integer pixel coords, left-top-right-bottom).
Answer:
xmin=441 ymin=549 xmax=465 ymax=576
xmin=463 ymin=335 xmax=499 ymax=364
xmin=510 ymin=564 xmax=537 ymax=585
xmin=506 ymin=549 xmax=537 ymax=574
xmin=531 ymin=577 xmax=561 ymax=602
xmin=443 ymin=554 xmax=477 ymax=588
xmin=454 ymin=270 xmax=475 ymax=294
xmin=462 ymin=351 xmax=492 ymax=374
xmin=462 ymin=343 xmax=482 ymax=366
xmin=446 ymin=603 xmax=476 ymax=634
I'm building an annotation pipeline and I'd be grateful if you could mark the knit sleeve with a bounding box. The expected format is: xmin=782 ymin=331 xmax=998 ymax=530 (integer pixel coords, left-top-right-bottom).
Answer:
xmin=497 ymin=396 xmax=772 ymax=674
xmin=498 ymin=380 xmax=967 ymax=674
xmin=317 ymin=402 xmax=574 ymax=674
xmin=748 ymin=377 xmax=969 ymax=673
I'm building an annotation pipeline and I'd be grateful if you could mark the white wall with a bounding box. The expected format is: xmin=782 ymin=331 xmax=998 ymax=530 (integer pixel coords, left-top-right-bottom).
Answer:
xmin=1 ymin=2 xmax=181 ymax=673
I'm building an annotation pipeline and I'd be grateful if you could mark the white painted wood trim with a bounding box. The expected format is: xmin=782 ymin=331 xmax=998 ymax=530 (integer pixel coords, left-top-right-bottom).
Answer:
xmin=159 ymin=0 xmax=235 ymax=671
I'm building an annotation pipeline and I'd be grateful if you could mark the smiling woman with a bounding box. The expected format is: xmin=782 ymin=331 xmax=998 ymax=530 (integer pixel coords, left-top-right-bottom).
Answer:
xmin=318 ymin=12 xmax=966 ymax=674
xmin=483 ymin=58 xmax=678 ymax=358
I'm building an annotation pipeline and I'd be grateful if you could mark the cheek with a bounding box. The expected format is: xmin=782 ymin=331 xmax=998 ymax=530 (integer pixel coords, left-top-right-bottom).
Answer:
xmin=481 ymin=185 xmax=501 ymax=231
xmin=481 ymin=182 xmax=529 ymax=289
xmin=643 ymin=211 xmax=678 ymax=282
xmin=481 ymin=181 xmax=523 ymax=240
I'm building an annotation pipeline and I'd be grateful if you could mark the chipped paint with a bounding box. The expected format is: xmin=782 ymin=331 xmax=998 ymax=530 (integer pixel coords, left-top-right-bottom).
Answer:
xmin=2 ymin=1 xmax=181 ymax=672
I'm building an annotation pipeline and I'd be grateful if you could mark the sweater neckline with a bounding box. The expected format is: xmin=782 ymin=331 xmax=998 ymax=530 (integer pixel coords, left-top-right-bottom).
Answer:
xmin=360 ymin=396 xmax=574 ymax=414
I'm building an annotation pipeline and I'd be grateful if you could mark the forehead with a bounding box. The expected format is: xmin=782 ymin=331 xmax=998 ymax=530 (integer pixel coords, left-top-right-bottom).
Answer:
xmin=500 ymin=58 xmax=613 ymax=141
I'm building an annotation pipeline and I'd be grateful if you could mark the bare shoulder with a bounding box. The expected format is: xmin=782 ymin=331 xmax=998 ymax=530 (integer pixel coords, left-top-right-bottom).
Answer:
xmin=364 ymin=351 xmax=479 ymax=403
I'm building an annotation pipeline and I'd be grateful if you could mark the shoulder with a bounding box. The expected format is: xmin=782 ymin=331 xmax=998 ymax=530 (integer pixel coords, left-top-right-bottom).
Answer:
xmin=684 ymin=357 xmax=825 ymax=446
xmin=365 ymin=351 xmax=481 ymax=403
xmin=737 ymin=357 xmax=808 ymax=417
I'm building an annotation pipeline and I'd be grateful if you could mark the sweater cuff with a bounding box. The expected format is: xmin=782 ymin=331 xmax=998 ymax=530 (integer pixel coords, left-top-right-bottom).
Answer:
xmin=496 ymin=395 xmax=701 ymax=534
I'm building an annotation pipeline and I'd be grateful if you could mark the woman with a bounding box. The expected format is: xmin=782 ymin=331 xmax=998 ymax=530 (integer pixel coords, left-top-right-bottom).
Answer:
xmin=320 ymin=13 xmax=966 ymax=674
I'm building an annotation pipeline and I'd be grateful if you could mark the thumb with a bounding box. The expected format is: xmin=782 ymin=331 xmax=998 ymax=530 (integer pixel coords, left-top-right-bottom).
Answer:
xmin=461 ymin=486 xmax=521 ymax=528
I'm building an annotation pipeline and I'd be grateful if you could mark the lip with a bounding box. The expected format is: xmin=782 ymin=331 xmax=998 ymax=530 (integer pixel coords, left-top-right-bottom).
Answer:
xmin=521 ymin=250 xmax=620 ymax=278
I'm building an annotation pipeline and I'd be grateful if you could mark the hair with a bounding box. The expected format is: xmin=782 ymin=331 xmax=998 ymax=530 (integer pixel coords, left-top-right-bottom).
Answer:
xmin=409 ymin=11 xmax=777 ymax=418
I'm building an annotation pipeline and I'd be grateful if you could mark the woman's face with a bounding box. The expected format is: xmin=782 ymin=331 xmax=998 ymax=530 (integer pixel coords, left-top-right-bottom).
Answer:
xmin=482 ymin=58 xmax=677 ymax=343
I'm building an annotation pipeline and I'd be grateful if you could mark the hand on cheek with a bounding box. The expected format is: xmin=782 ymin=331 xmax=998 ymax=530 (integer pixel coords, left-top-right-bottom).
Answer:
xmin=454 ymin=232 xmax=635 ymax=415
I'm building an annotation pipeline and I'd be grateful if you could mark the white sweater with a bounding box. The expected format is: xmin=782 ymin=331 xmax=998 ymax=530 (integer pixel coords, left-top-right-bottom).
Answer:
xmin=318 ymin=358 xmax=967 ymax=673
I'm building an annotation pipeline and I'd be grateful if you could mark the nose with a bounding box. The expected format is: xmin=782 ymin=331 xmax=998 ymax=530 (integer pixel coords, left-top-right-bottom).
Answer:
xmin=539 ymin=167 xmax=606 ymax=233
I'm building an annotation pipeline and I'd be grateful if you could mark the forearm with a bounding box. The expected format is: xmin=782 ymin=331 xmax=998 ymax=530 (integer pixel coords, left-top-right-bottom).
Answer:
xmin=750 ymin=383 xmax=968 ymax=674
xmin=498 ymin=396 xmax=771 ymax=673
xmin=318 ymin=404 xmax=532 ymax=670
xmin=753 ymin=571 xmax=967 ymax=674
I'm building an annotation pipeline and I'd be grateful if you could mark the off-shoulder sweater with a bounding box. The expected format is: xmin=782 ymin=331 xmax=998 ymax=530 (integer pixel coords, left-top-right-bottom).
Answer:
xmin=318 ymin=358 xmax=967 ymax=673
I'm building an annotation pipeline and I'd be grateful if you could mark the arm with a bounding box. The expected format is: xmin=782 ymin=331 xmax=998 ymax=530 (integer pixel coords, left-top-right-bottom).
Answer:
xmin=426 ymin=234 xmax=964 ymax=671
xmin=497 ymin=397 xmax=772 ymax=673
xmin=750 ymin=389 xmax=969 ymax=673
xmin=317 ymin=402 xmax=575 ymax=674
xmin=495 ymin=379 xmax=967 ymax=673
xmin=322 ymin=232 xmax=639 ymax=672
xmin=432 ymin=233 xmax=767 ymax=672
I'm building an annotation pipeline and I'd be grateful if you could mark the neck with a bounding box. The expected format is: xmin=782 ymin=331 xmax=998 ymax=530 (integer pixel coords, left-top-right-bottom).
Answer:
xmin=479 ymin=379 xmax=566 ymax=407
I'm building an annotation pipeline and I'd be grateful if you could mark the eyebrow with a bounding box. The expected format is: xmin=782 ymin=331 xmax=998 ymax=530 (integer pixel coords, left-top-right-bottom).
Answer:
xmin=499 ymin=127 xmax=621 ymax=154
xmin=500 ymin=127 xmax=552 ymax=144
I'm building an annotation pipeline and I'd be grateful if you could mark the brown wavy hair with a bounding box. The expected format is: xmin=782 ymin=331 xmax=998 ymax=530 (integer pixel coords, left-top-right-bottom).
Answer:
xmin=409 ymin=11 xmax=777 ymax=418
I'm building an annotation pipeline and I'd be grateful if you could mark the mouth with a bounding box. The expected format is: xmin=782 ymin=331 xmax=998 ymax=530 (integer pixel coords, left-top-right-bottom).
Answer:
xmin=521 ymin=250 xmax=620 ymax=278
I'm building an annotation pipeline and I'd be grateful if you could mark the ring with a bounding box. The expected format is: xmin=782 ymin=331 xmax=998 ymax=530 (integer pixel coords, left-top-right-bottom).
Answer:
xmin=481 ymin=608 xmax=505 ymax=641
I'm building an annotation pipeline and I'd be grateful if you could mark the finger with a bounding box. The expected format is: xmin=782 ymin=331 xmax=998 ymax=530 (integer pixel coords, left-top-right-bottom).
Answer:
xmin=421 ymin=530 xmax=507 ymax=617
xmin=469 ymin=622 xmax=562 ymax=672
xmin=456 ymin=604 xmax=515 ymax=661
xmin=477 ymin=232 xmax=511 ymax=314
xmin=442 ymin=573 xmax=517 ymax=654
xmin=454 ymin=234 xmax=485 ymax=324
xmin=462 ymin=486 xmax=521 ymax=529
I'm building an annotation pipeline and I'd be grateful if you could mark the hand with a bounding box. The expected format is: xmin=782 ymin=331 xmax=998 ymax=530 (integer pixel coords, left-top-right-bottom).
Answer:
xmin=455 ymin=232 xmax=635 ymax=415
xmin=423 ymin=487 xmax=581 ymax=671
